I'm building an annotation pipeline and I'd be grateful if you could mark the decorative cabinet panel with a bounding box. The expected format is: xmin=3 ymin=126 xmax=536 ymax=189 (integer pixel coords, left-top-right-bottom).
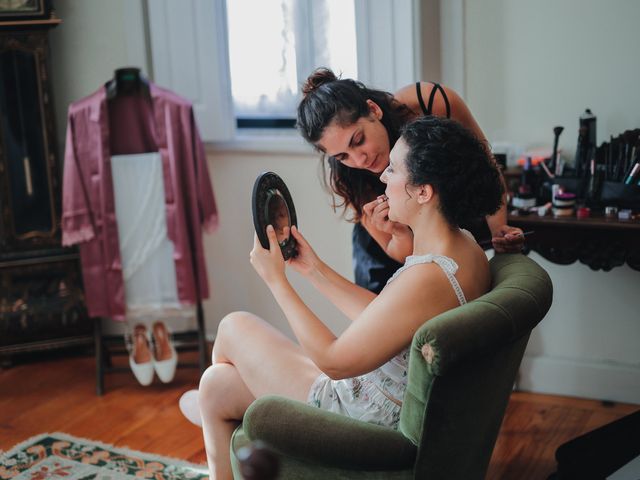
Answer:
xmin=0 ymin=18 xmax=91 ymax=365
xmin=0 ymin=26 xmax=59 ymax=252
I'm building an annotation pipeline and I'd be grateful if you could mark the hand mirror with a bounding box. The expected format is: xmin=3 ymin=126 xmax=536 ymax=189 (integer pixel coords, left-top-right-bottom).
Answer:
xmin=252 ymin=171 xmax=298 ymax=260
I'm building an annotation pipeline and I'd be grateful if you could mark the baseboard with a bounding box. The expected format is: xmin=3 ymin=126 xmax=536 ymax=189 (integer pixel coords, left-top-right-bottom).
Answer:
xmin=518 ymin=355 xmax=640 ymax=405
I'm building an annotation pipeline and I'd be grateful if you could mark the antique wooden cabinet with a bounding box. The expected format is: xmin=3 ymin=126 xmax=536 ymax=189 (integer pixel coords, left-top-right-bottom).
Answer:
xmin=0 ymin=16 xmax=91 ymax=366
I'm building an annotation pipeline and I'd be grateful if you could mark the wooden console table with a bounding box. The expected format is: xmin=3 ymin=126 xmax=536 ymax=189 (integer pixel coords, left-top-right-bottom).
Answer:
xmin=508 ymin=213 xmax=640 ymax=272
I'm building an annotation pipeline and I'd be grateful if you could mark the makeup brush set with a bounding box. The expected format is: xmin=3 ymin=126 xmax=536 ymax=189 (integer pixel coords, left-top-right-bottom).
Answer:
xmin=599 ymin=129 xmax=640 ymax=185
xmin=596 ymin=128 xmax=640 ymax=210
xmin=536 ymin=109 xmax=640 ymax=212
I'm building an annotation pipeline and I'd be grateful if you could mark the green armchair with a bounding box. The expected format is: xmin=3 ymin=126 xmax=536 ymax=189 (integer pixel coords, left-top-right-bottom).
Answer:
xmin=231 ymin=253 xmax=553 ymax=479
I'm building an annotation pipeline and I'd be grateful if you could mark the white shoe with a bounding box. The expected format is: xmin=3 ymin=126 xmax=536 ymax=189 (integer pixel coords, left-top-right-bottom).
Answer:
xmin=179 ymin=389 xmax=202 ymax=427
xmin=152 ymin=321 xmax=177 ymax=383
xmin=129 ymin=324 xmax=154 ymax=386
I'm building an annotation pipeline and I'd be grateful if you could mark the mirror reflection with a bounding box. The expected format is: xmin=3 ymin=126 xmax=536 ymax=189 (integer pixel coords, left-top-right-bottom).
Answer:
xmin=265 ymin=188 xmax=290 ymax=245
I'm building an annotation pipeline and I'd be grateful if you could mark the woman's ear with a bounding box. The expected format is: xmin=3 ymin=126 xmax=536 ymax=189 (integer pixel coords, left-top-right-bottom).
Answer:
xmin=416 ymin=184 xmax=434 ymax=204
xmin=366 ymin=99 xmax=383 ymax=120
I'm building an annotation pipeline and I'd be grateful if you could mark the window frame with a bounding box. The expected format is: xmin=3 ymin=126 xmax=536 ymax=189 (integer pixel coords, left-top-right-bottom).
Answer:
xmin=146 ymin=0 xmax=421 ymax=144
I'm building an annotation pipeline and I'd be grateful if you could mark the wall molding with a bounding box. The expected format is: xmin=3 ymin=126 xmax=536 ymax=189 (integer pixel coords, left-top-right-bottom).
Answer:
xmin=519 ymin=354 xmax=640 ymax=405
xmin=439 ymin=0 xmax=465 ymax=96
xmin=123 ymin=0 xmax=150 ymax=75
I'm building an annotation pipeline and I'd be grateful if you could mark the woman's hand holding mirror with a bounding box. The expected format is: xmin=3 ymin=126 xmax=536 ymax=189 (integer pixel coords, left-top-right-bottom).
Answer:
xmin=286 ymin=226 xmax=320 ymax=277
xmin=250 ymin=226 xmax=287 ymax=285
xmin=252 ymin=172 xmax=298 ymax=260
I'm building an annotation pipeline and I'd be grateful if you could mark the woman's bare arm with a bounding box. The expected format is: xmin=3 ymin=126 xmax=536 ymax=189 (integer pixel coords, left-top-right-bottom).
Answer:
xmin=271 ymin=261 xmax=459 ymax=379
xmin=288 ymin=226 xmax=377 ymax=321
xmin=252 ymin=226 xmax=485 ymax=381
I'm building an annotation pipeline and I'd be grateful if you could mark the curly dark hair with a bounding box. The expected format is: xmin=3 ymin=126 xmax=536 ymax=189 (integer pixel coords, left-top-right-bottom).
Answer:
xmin=297 ymin=68 xmax=412 ymax=221
xmin=400 ymin=116 xmax=503 ymax=227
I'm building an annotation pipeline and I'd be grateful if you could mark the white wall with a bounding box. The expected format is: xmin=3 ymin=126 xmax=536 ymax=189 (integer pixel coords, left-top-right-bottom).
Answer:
xmin=464 ymin=0 xmax=640 ymax=155
xmin=49 ymin=0 xmax=149 ymax=152
xmin=520 ymin=254 xmax=640 ymax=404
xmin=463 ymin=0 xmax=640 ymax=404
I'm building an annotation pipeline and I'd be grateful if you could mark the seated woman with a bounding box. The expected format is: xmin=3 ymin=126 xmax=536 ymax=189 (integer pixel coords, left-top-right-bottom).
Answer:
xmin=198 ymin=116 xmax=503 ymax=479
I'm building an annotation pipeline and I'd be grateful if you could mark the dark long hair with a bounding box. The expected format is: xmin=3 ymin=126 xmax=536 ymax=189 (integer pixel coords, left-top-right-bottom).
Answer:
xmin=297 ymin=68 xmax=412 ymax=221
xmin=401 ymin=117 xmax=503 ymax=227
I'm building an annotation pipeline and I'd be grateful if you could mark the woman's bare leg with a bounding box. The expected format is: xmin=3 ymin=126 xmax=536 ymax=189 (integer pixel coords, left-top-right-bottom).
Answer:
xmin=199 ymin=363 xmax=253 ymax=480
xmin=199 ymin=311 xmax=322 ymax=480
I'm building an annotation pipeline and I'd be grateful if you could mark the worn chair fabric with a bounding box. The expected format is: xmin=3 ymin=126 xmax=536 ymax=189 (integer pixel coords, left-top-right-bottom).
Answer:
xmin=230 ymin=253 xmax=553 ymax=479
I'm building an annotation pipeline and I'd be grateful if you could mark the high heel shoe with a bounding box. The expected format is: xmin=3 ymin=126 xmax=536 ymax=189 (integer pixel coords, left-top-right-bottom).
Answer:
xmin=129 ymin=324 xmax=154 ymax=386
xmin=152 ymin=320 xmax=177 ymax=383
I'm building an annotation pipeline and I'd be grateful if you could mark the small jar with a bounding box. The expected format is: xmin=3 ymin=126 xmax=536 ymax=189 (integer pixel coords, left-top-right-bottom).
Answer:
xmin=512 ymin=194 xmax=537 ymax=209
xmin=605 ymin=206 xmax=618 ymax=219
xmin=576 ymin=207 xmax=590 ymax=219
xmin=553 ymin=192 xmax=576 ymax=208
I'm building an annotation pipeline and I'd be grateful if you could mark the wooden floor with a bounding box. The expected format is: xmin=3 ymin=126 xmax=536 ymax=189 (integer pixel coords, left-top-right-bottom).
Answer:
xmin=0 ymin=350 xmax=637 ymax=479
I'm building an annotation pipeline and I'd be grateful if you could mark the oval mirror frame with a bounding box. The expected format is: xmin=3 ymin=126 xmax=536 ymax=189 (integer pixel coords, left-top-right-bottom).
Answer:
xmin=251 ymin=171 xmax=298 ymax=260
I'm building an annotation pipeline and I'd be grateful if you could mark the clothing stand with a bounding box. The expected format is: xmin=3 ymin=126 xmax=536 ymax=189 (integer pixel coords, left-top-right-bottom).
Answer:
xmin=94 ymin=68 xmax=209 ymax=395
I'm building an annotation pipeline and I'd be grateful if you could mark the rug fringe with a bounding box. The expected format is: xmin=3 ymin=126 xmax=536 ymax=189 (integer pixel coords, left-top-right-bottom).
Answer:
xmin=1 ymin=432 xmax=55 ymax=461
xmin=1 ymin=432 xmax=207 ymax=472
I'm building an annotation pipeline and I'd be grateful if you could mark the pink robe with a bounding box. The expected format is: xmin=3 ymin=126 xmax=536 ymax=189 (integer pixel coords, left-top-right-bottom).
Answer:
xmin=61 ymin=83 xmax=218 ymax=320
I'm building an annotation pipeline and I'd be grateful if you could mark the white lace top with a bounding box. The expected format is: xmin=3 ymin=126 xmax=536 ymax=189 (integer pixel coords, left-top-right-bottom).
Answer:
xmin=307 ymin=253 xmax=467 ymax=429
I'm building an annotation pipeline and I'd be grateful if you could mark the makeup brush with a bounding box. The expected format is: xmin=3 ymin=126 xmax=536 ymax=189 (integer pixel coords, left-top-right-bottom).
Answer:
xmin=549 ymin=126 xmax=564 ymax=172
xmin=622 ymin=130 xmax=636 ymax=178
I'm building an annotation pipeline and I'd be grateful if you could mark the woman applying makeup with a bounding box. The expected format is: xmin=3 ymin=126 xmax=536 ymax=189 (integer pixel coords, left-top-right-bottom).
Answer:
xmin=297 ymin=68 xmax=524 ymax=293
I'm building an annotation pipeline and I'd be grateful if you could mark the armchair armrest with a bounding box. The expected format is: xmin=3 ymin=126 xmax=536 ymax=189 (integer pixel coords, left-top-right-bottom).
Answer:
xmin=242 ymin=395 xmax=416 ymax=470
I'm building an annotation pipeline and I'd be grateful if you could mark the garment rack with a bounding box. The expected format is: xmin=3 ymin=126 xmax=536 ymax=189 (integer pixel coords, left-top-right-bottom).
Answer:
xmin=93 ymin=67 xmax=210 ymax=395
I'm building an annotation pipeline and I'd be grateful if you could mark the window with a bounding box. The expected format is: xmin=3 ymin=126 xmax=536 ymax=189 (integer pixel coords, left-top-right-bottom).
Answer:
xmin=147 ymin=0 xmax=420 ymax=143
xmin=226 ymin=0 xmax=358 ymax=128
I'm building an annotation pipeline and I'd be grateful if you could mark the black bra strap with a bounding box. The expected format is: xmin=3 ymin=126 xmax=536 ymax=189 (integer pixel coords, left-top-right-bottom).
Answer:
xmin=426 ymin=83 xmax=438 ymax=116
xmin=435 ymin=84 xmax=451 ymax=119
xmin=424 ymin=83 xmax=452 ymax=119
xmin=416 ymin=82 xmax=429 ymax=115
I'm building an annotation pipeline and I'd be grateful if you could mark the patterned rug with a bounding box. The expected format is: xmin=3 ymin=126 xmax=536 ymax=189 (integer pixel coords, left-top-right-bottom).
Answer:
xmin=0 ymin=433 xmax=209 ymax=480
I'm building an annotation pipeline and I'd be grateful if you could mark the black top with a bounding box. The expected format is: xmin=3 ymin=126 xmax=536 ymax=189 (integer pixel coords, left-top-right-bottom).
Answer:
xmin=352 ymin=222 xmax=403 ymax=294
xmin=352 ymin=82 xmax=488 ymax=293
